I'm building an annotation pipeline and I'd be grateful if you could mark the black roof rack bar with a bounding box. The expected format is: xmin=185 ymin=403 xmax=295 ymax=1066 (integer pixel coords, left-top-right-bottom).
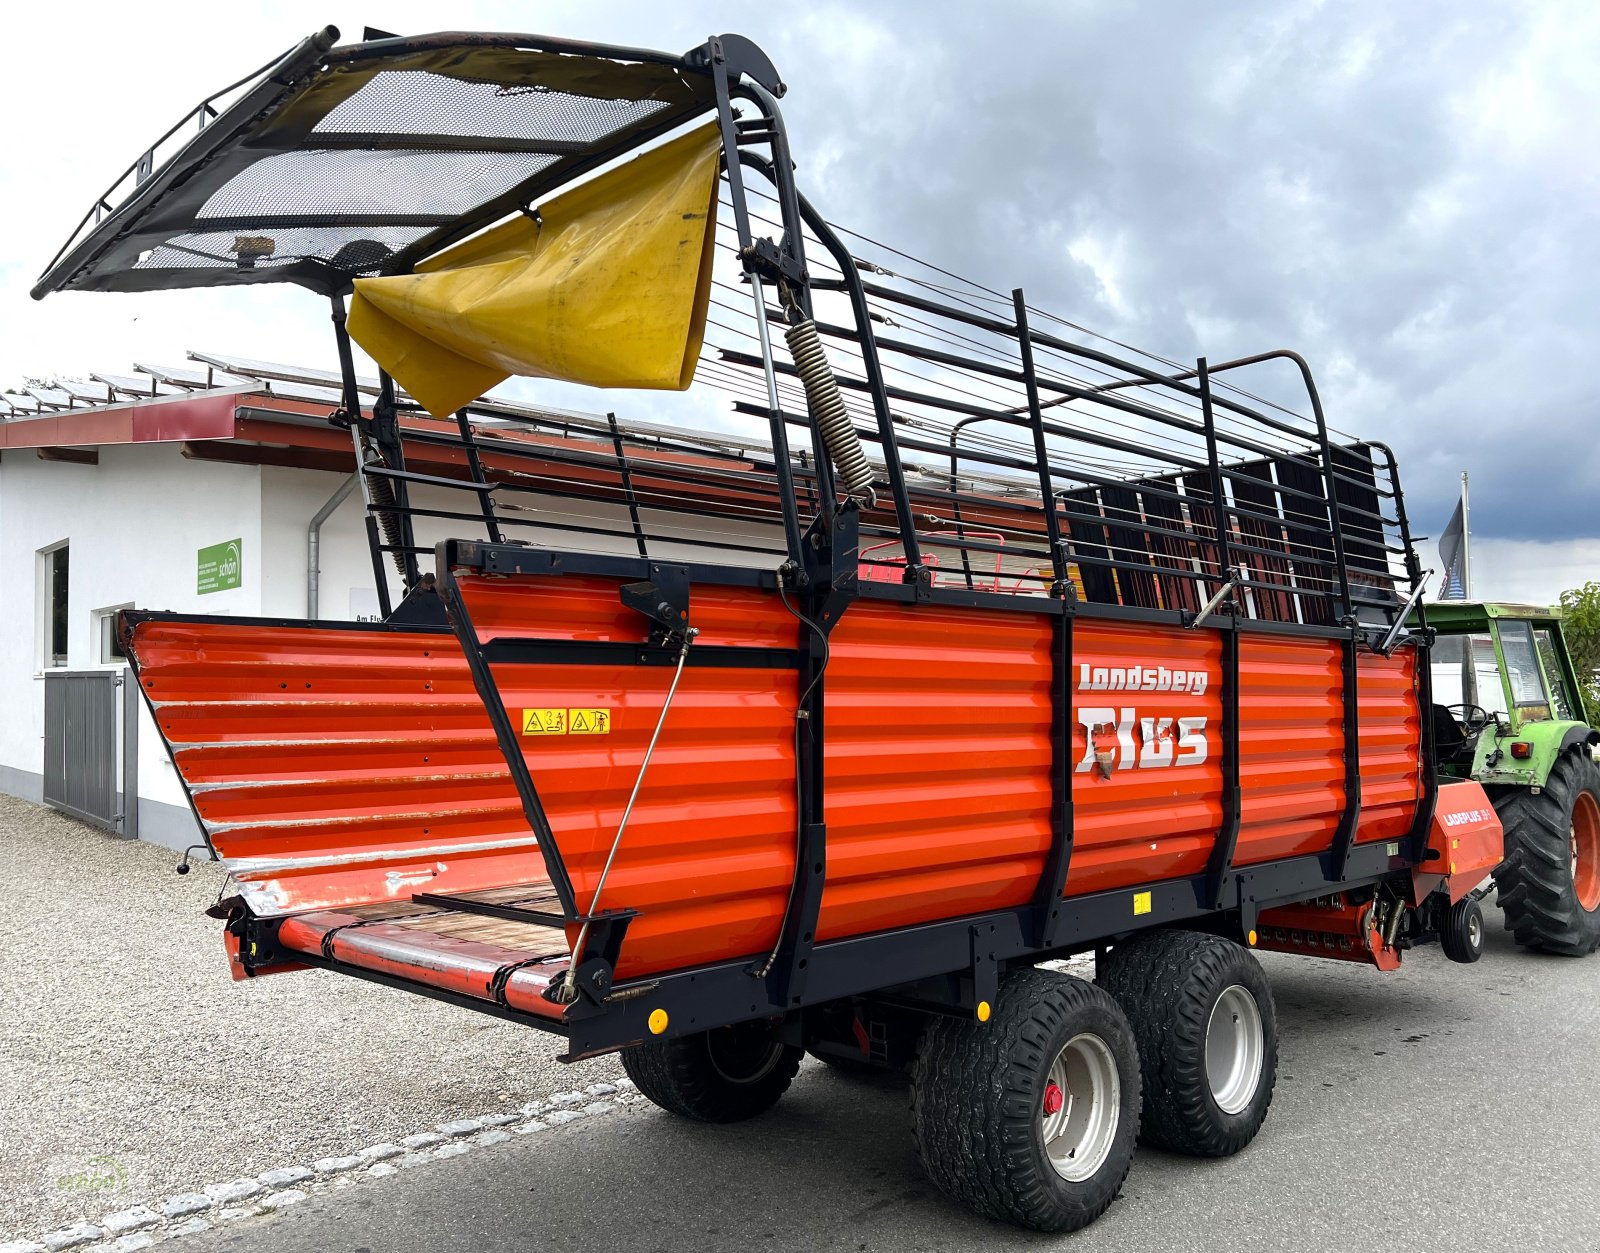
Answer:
xmin=34 ymin=28 xmax=340 ymax=290
xmin=303 ymin=134 xmax=594 ymax=156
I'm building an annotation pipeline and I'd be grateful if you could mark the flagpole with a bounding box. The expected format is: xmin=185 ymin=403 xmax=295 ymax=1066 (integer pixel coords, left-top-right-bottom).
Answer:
xmin=1460 ymin=470 xmax=1471 ymax=600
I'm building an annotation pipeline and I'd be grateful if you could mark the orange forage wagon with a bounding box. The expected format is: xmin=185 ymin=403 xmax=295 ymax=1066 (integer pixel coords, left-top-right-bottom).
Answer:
xmin=31 ymin=25 xmax=1559 ymax=1232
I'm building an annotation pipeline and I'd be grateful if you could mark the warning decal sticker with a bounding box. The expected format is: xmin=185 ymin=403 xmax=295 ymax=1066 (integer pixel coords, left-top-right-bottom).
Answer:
xmin=521 ymin=708 xmax=611 ymax=736
xmin=521 ymin=708 xmax=567 ymax=735
xmin=568 ymin=709 xmax=611 ymax=735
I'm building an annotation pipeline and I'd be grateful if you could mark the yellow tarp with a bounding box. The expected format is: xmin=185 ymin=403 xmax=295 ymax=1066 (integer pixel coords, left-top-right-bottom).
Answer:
xmin=347 ymin=123 xmax=722 ymax=418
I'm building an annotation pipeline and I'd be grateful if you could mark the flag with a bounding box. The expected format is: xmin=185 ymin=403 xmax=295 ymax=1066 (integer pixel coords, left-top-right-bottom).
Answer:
xmin=1438 ymin=497 xmax=1467 ymax=599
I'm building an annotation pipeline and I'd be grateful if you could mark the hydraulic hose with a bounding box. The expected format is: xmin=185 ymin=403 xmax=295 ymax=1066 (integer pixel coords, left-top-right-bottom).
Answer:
xmin=784 ymin=317 xmax=877 ymax=506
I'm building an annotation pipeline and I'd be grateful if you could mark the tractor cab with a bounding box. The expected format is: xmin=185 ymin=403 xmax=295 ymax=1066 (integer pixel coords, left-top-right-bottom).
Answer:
xmin=1418 ymin=601 xmax=1591 ymax=784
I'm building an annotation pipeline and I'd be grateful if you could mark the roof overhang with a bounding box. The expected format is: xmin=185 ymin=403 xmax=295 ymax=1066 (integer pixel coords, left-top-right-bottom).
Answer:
xmin=0 ymin=388 xmax=244 ymax=451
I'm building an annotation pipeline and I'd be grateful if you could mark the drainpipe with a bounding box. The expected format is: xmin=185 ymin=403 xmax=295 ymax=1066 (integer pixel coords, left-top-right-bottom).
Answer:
xmin=307 ymin=473 xmax=358 ymax=619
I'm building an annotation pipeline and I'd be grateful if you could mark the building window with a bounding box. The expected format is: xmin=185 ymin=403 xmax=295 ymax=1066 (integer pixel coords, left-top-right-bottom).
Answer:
xmin=39 ymin=542 xmax=70 ymax=668
xmin=95 ymin=604 xmax=133 ymax=665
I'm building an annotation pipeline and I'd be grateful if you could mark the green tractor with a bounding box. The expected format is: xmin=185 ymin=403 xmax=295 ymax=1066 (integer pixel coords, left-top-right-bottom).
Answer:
xmin=1421 ymin=601 xmax=1600 ymax=955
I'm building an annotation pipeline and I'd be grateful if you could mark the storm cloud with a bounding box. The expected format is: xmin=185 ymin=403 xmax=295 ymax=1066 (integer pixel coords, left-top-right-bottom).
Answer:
xmin=748 ymin=1 xmax=1600 ymax=548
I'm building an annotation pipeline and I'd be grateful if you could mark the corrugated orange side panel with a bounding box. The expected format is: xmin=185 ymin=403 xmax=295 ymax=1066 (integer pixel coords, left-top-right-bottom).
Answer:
xmin=1352 ymin=647 xmax=1422 ymax=845
xmin=136 ymin=581 xmax=1424 ymax=989
xmin=457 ymin=574 xmax=799 ymax=979
xmin=128 ymin=621 xmax=541 ymax=915
xmin=1067 ymin=621 xmax=1224 ymax=893
xmin=1227 ymin=638 xmax=1420 ymax=864
xmin=1234 ymin=636 xmax=1343 ymax=866
xmin=818 ymin=599 xmax=1055 ymax=939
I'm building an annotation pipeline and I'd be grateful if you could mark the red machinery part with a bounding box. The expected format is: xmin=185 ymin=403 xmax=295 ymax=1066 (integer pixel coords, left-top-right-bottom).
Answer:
xmin=1413 ymin=779 xmax=1504 ymax=904
xmin=1255 ymin=895 xmax=1401 ymax=971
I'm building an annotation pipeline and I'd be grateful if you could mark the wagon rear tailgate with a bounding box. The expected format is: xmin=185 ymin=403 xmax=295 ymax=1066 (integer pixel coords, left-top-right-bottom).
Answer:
xmin=124 ymin=615 xmax=547 ymax=916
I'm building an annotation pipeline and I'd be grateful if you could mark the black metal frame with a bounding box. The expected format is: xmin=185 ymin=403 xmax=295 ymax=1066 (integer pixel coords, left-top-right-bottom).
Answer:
xmin=34 ymin=29 xmax=788 ymax=300
xmin=80 ymin=28 xmax=1441 ymax=1062
xmin=257 ymin=829 xmax=1413 ymax=1059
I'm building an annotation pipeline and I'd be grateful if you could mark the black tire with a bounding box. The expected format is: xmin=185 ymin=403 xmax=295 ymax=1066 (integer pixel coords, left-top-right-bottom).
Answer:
xmin=1441 ymin=896 xmax=1485 ymax=963
xmin=911 ymin=968 xmax=1140 ymax=1232
xmin=1494 ymin=748 xmax=1600 ymax=956
xmin=1097 ymin=929 xmax=1277 ymax=1157
xmin=622 ymin=1020 xmax=802 ymax=1123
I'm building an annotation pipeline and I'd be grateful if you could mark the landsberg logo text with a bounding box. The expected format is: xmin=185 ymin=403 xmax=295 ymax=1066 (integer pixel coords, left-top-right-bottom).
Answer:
xmin=1077 ymin=663 xmax=1209 ymax=695
xmin=1076 ymin=663 xmax=1212 ymax=774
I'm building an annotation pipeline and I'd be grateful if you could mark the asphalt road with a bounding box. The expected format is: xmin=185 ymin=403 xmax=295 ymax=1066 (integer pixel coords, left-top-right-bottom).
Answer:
xmin=182 ymin=924 xmax=1600 ymax=1253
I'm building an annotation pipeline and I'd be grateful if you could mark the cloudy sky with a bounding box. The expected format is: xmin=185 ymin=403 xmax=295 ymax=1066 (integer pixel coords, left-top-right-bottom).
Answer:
xmin=2 ymin=0 xmax=1595 ymax=603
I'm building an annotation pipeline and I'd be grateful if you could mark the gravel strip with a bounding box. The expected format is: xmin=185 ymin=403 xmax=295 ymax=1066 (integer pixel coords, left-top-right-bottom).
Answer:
xmin=4 ymin=1086 xmax=647 ymax=1253
xmin=0 ymin=794 xmax=621 ymax=1240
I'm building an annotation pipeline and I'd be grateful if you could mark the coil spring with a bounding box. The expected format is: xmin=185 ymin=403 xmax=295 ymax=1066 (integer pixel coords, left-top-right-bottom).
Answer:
xmin=365 ymin=465 xmax=409 ymax=577
xmin=784 ymin=318 xmax=877 ymax=506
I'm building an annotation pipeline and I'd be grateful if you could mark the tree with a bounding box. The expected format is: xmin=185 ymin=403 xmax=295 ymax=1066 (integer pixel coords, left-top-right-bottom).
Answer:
xmin=1558 ymin=581 xmax=1600 ymax=726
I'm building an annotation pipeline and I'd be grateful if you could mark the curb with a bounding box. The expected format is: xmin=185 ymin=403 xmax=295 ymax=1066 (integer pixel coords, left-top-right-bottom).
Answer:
xmin=4 ymin=1080 xmax=636 ymax=1253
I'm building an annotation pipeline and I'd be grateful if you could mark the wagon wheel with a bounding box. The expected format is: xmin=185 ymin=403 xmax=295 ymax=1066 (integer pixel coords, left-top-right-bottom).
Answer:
xmin=623 ymin=1019 xmax=802 ymax=1123
xmin=1097 ymin=929 xmax=1278 ymax=1156
xmin=910 ymin=968 xmax=1139 ymax=1232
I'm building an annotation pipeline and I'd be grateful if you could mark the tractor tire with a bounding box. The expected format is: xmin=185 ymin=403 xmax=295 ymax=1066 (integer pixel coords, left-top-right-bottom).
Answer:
xmin=1493 ymin=748 xmax=1600 ymax=956
xmin=622 ymin=1020 xmax=802 ymax=1123
xmin=910 ymin=968 xmax=1139 ymax=1233
xmin=1097 ymin=929 xmax=1277 ymax=1157
xmin=1441 ymin=896 xmax=1485 ymax=964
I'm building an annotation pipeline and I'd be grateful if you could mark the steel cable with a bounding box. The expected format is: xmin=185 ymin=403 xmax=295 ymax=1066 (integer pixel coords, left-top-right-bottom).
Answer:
xmin=550 ymin=628 xmax=696 ymax=1003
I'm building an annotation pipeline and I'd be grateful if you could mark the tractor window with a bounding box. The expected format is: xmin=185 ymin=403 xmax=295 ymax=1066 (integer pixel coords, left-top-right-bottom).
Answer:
xmin=1431 ymin=632 xmax=1508 ymax=721
xmin=1533 ymin=627 xmax=1577 ymax=720
xmin=1498 ymin=621 xmax=1550 ymax=712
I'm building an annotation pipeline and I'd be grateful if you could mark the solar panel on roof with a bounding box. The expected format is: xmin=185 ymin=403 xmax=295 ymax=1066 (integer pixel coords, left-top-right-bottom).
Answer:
xmin=90 ymin=372 xmax=163 ymax=397
xmin=187 ymin=350 xmax=382 ymax=394
xmin=62 ymin=380 xmax=115 ymax=403
xmin=133 ymin=362 xmax=250 ymax=389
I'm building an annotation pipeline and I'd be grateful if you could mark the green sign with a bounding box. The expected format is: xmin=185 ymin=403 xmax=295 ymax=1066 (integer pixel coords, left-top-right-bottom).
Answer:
xmin=197 ymin=538 xmax=242 ymax=595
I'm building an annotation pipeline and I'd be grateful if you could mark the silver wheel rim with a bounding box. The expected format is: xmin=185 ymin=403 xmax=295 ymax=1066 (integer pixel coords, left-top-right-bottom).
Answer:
xmin=706 ymin=1027 xmax=784 ymax=1086
xmin=1041 ymin=1033 xmax=1121 ymax=1182
xmin=1468 ymin=909 xmax=1482 ymax=950
xmin=710 ymin=1043 xmax=782 ymax=1085
xmin=1205 ymin=984 xmax=1264 ymax=1115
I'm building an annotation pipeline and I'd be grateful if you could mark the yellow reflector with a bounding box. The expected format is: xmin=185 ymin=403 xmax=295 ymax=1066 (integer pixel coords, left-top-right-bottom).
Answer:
xmin=1247 ymin=929 xmax=1258 ymax=946
xmin=348 ymin=122 xmax=723 ymax=419
xmin=976 ymin=1000 xmax=992 ymax=1023
xmin=648 ymin=1008 xmax=669 ymax=1035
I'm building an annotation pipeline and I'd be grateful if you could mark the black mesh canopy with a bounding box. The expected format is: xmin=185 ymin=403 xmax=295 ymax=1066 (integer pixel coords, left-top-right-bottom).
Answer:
xmin=34 ymin=28 xmax=742 ymax=298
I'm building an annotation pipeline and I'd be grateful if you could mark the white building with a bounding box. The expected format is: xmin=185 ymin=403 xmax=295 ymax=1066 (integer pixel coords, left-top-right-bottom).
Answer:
xmin=0 ymin=353 xmax=785 ymax=849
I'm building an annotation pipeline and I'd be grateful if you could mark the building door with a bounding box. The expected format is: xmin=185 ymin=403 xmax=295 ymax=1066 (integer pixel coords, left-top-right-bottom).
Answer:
xmin=43 ymin=670 xmax=136 ymax=836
